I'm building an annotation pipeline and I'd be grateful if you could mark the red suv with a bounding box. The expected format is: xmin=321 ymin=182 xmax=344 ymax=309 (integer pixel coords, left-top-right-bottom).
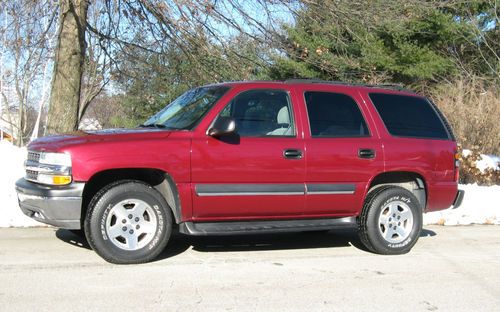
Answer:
xmin=16 ymin=80 xmax=464 ymax=264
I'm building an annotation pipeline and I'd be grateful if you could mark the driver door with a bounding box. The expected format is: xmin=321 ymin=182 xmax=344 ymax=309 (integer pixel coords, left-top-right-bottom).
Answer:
xmin=191 ymin=86 xmax=306 ymax=221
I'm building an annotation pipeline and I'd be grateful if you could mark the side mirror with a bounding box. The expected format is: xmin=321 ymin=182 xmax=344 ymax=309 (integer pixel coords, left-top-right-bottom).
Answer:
xmin=208 ymin=117 xmax=237 ymax=137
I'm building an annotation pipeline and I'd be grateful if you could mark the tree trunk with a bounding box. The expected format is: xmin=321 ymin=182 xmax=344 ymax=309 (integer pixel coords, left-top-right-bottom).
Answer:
xmin=47 ymin=0 xmax=88 ymax=134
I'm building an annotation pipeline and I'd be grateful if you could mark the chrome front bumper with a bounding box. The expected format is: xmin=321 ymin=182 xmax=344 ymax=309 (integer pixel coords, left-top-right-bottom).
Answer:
xmin=15 ymin=178 xmax=85 ymax=229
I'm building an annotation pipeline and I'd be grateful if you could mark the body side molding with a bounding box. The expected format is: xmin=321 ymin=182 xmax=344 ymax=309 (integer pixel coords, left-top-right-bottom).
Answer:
xmin=306 ymin=183 xmax=355 ymax=195
xmin=195 ymin=183 xmax=356 ymax=197
xmin=195 ymin=184 xmax=305 ymax=196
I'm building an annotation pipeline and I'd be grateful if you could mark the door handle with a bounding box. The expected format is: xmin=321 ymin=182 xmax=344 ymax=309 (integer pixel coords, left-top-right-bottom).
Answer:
xmin=358 ymin=148 xmax=375 ymax=159
xmin=283 ymin=149 xmax=303 ymax=159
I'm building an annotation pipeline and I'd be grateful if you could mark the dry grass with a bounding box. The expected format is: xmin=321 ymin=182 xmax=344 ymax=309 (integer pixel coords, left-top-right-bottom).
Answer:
xmin=429 ymin=77 xmax=499 ymax=185
xmin=431 ymin=77 xmax=500 ymax=155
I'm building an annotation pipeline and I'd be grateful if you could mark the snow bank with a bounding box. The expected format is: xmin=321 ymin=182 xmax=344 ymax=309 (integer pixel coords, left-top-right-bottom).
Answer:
xmin=0 ymin=141 xmax=498 ymax=227
xmin=462 ymin=149 xmax=500 ymax=172
xmin=423 ymin=184 xmax=500 ymax=225
xmin=476 ymin=154 xmax=500 ymax=172
xmin=0 ymin=141 xmax=44 ymax=227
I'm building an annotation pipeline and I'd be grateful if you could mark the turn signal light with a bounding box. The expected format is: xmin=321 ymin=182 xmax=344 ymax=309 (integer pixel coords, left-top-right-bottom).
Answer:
xmin=37 ymin=173 xmax=72 ymax=185
xmin=454 ymin=151 xmax=460 ymax=182
xmin=52 ymin=175 xmax=72 ymax=185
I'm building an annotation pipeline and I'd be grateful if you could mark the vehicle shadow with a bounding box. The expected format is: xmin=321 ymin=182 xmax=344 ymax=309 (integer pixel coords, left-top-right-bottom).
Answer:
xmin=421 ymin=228 xmax=437 ymax=237
xmin=55 ymin=227 xmax=438 ymax=262
xmin=55 ymin=228 xmax=191 ymax=259
xmin=55 ymin=229 xmax=92 ymax=250
xmin=153 ymin=228 xmax=358 ymax=261
xmin=156 ymin=227 xmax=438 ymax=261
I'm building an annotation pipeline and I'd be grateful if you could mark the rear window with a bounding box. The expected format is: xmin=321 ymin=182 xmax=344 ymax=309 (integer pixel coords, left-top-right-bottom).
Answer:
xmin=369 ymin=93 xmax=449 ymax=139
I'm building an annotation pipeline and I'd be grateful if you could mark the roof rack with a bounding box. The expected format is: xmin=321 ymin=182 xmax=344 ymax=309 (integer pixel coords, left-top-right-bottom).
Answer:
xmin=283 ymin=78 xmax=411 ymax=92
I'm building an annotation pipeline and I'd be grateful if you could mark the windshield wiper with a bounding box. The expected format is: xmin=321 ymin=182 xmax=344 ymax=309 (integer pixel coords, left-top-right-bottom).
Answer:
xmin=139 ymin=123 xmax=169 ymax=129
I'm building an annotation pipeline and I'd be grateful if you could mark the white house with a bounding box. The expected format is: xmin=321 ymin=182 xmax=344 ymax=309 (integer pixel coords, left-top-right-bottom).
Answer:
xmin=79 ymin=117 xmax=102 ymax=131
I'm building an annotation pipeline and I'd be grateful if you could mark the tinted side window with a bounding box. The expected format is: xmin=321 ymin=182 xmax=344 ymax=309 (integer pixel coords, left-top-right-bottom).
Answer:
xmin=220 ymin=89 xmax=295 ymax=137
xmin=304 ymin=92 xmax=369 ymax=138
xmin=369 ymin=93 xmax=449 ymax=139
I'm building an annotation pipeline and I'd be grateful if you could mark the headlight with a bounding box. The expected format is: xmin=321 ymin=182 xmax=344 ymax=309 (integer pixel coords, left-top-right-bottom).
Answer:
xmin=39 ymin=152 xmax=72 ymax=166
xmin=25 ymin=151 xmax=72 ymax=185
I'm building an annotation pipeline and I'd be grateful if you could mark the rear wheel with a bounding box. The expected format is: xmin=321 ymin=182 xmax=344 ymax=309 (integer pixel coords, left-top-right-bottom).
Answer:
xmin=85 ymin=181 xmax=172 ymax=264
xmin=358 ymin=186 xmax=422 ymax=255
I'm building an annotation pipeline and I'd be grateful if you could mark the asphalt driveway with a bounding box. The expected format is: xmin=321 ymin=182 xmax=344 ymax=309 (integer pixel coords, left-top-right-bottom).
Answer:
xmin=0 ymin=226 xmax=499 ymax=311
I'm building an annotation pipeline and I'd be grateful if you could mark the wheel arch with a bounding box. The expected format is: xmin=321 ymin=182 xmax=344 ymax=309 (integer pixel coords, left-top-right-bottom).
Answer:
xmin=81 ymin=168 xmax=182 ymax=226
xmin=367 ymin=171 xmax=427 ymax=209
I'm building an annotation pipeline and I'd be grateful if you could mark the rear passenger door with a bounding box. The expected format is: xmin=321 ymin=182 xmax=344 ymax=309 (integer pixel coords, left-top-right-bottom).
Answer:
xmin=298 ymin=86 xmax=384 ymax=216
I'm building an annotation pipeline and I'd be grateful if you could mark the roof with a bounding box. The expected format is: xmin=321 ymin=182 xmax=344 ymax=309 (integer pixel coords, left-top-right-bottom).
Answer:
xmin=0 ymin=125 xmax=15 ymax=139
xmin=209 ymin=79 xmax=417 ymax=95
xmin=0 ymin=125 xmax=14 ymax=135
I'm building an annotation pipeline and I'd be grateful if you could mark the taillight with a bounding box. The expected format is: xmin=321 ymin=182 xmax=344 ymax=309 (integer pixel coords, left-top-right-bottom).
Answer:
xmin=454 ymin=151 xmax=460 ymax=181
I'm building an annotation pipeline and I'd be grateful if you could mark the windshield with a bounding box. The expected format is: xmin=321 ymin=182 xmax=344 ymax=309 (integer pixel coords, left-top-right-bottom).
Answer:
xmin=142 ymin=86 xmax=230 ymax=130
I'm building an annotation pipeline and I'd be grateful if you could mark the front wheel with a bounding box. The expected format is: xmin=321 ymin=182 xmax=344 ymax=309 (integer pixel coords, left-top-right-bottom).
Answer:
xmin=84 ymin=181 xmax=172 ymax=264
xmin=358 ymin=186 xmax=422 ymax=255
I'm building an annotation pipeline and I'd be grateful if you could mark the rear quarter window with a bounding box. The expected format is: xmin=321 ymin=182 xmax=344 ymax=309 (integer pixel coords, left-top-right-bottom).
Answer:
xmin=369 ymin=93 xmax=450 ymax=139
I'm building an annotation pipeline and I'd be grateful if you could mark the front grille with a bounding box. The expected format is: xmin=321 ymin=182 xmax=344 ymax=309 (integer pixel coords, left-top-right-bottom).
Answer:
xmin=27 ymin=151 xmax=41 ymax=163
xmin=26 ymin=151 xmax=41 ymax=182
xmin=26 ymin=169 xmax=39 ymax=181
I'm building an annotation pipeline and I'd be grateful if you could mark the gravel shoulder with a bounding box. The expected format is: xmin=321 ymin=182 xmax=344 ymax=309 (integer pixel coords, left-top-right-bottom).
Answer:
xmin=0 ymin=226 xmax=499 ymax=311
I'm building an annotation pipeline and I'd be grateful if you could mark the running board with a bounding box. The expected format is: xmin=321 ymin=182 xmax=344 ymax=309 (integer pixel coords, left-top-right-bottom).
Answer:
xmin=178 ymin=217 xmax=357 ymax=236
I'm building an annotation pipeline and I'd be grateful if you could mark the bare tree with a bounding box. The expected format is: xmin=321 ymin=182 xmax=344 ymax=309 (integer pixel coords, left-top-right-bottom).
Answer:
xmin=0 ymin=8 xmax=15 ymax=139
xmin=0 ymin=0 xmax=57 ymax=145
xmin=450 ymin=0 xmax=500 ymax=80
xmin=30 ymin=10 xmax=59 ymax=141
xmin=7 ymin=0 xmax=286 ymax=136
xmin=46 ymin=0 xmax=89 ymax=134
xmin=78 ymin=1 xmax=114 ymax=122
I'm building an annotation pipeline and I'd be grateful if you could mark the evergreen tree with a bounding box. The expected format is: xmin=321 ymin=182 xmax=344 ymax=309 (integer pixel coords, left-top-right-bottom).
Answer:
xmin=269 ymin=1 xmax=496 ymax=85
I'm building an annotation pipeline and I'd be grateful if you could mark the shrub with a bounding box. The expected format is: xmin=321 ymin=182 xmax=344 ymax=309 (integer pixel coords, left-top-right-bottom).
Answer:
xmin=431 ymin=77 xmax=500 ymax=155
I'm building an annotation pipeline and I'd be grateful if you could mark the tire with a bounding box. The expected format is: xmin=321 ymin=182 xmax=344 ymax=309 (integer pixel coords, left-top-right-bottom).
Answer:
xmin=84 ymin=180 xmax=172 ymax=264
xmin=358 ymin=186 xmax=422 ymax=255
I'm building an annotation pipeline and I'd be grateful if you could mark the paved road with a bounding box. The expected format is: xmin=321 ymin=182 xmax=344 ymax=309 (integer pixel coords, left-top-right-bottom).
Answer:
xmin=0 ymin=226 xmax=499 ymax=311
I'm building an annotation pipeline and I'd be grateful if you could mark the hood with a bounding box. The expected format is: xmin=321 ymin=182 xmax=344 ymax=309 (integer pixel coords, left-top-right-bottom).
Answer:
xmin=28 ymin=128 xmax=171 ymax=152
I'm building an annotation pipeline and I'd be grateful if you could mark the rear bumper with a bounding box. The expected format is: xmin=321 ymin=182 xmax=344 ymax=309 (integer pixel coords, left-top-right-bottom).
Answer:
xmin=15 ymin=178 xmax=85 ymax=229
xmin=452 ymin=189 xmax=465 ymax=209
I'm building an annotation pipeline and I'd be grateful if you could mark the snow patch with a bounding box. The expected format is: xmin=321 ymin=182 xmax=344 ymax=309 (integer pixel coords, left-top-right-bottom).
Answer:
xmin=476 ymin=154 xmax=500 ymax=172
xmin=0 ymin=141 xmax=44 ymax=227
xmin=462 ymin=149 xmax=472 ymax=157
xmin=462 ymin=149 xmax=500 ymax=172
xmin=423 ymin=184 xmax=500 ymax=225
